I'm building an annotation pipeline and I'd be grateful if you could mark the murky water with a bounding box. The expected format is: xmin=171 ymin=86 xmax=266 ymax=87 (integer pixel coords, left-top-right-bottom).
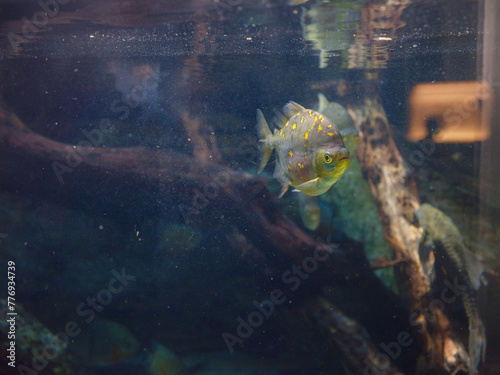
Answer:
xmin=1 ymin=1 xmax=499 ymax=374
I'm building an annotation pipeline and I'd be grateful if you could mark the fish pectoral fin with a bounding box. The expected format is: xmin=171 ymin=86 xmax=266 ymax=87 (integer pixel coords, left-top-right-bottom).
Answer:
xmin=278 ymin=183 xmax=289 ymax=198
xmin=294 ymin=178 xmax=320 ymax=194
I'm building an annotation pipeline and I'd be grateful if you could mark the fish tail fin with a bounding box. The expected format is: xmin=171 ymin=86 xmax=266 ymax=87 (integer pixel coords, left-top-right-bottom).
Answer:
xmin=463 ymin=290 xmax=486 ymax=374
xmin=257 ymin=109 xmax=274 ymax=173
xmin=468 ymin=319 xmax=486 ymax=375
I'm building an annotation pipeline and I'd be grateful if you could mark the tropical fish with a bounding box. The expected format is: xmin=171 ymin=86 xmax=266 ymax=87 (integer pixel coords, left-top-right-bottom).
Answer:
xmin=293 ymin=95 xmax=359 ymax=232
xmin=317 ymin=94 xmax=354 ymax=129
xmin=257 ymin=101 xmax=351 ymax=197
xmin=416 ymin=204 xmax=486 ymax=290
xmin=68 ymin=318 xmax=139 ymax=367
xmin=119 ymin=341 xmax=187 ymax=375
xmin=416 ymin=203 xmax=487 ymax=375
xmin=148 ymin=342 xmax=187 ymax=375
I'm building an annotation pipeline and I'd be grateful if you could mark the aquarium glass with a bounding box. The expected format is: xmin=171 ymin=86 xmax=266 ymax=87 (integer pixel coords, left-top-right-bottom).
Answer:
xmin=0 ymin=0 xmax=499 ymax=374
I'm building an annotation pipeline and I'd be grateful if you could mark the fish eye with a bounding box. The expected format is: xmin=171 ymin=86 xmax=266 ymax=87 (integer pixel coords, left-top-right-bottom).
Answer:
xmin=323 ymin=152 xmax=333 ymax=163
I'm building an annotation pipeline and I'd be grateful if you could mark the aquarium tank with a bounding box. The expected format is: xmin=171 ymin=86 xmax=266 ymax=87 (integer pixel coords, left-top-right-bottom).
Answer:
xmin=0 ymin=0 xmax=499 ymax=374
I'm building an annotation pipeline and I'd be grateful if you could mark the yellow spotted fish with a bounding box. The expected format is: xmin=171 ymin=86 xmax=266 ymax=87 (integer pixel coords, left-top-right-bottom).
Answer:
xmin=257 ymin=101 xmax=350 ymax=197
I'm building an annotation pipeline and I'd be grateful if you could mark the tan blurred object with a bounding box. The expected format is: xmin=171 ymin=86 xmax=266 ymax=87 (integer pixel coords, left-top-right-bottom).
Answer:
xmin=407 ymin=81 xmax=493 ymax=143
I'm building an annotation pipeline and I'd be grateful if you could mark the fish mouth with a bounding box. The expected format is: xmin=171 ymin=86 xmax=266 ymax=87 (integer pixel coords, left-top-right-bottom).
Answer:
xmin=337 ymin=149 xmax=350 ymax=162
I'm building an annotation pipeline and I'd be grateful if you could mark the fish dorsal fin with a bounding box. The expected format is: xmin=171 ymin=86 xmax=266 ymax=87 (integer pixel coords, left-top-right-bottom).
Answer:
xmin=282 ymin=101 xmax=306 ymax=118
xmin=317 ymin=93 xmax=330 ymax=112
xmin=271 ymin=107 xmax=289 ymax=130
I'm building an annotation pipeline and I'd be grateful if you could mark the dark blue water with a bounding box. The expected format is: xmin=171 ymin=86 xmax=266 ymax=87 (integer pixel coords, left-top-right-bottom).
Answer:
xmin=1 ymin=1 xmax=498 ymax=374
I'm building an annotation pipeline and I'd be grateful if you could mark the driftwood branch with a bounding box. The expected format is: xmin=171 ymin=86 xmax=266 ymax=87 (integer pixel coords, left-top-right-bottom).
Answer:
xmin=0 ymin=123 xmax=362 ymax=285
xmin=348 ymin=97 xmax=426 ymax=306
xmin=302 ymin=297 xmax=402 ymax=375
xmin=348 ymin=95 xmax=469 ymax=373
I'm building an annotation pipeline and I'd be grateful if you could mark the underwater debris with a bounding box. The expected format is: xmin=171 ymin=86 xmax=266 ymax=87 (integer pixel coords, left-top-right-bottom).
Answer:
xmin=417 ymin=203 xmax=487 ymax=375
xmin=257 ymin=101 xmax=351 ymax=197
xmin=157 ymin=223 xmax=203 ymax=256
